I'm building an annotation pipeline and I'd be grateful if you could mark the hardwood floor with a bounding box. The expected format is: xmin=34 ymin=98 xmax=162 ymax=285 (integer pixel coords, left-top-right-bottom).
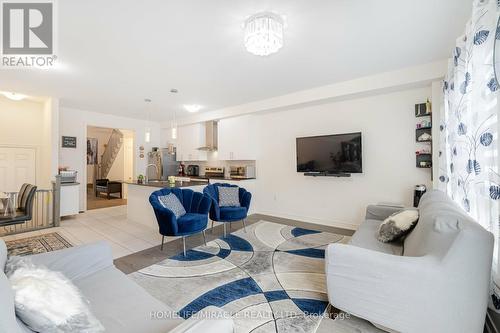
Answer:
xmin=86 ymin=185 xmax=127 ymax=210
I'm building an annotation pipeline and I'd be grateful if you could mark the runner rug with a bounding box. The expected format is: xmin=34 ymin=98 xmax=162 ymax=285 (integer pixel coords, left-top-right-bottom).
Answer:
xmin=5 ymin=232 xmax=72 ymax=256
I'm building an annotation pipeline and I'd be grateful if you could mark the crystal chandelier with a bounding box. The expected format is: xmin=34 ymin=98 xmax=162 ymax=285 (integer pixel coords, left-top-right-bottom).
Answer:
xmin=244 ymin=12 xmax=284 ymax=56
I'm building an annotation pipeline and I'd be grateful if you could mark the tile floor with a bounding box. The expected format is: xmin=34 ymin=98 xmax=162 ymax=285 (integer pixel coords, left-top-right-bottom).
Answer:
xmin=1 ymin=208 xmax=353 ymax=261
xmin=1 ymin=205 xmax=176 ymax=259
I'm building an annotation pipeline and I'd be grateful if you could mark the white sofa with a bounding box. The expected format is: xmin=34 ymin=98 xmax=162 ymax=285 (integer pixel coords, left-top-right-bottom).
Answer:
xmin=325 ymin=190 xmax=494 ymax=333
xmin=0 ymin=240 xmax=233 ymax=333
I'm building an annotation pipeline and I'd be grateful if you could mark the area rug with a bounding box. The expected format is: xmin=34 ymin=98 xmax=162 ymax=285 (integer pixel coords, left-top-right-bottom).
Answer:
xmin=5 ymin=232 xmax=72 ymax=256
xmin=129 ymin=221 xmax=351 ymax=333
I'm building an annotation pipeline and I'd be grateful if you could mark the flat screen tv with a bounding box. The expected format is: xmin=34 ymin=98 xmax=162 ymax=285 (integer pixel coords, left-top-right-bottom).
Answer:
xmin=296 ymin=132 xmax=362 ymax=174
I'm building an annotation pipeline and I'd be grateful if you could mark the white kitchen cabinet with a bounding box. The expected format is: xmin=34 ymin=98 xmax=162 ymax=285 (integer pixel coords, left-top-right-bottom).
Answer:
xmin=176 ymin=123 xmax=207 ymax=162
xmin=218 ymin=115 xmax=256 ymax=160
xmin=60 ymin=183 xmax=80 ymax=216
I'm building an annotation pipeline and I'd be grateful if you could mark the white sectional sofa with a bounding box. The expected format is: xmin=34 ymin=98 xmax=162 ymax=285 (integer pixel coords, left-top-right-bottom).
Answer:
xmin=0 ymin=240 xmax=233 ymax=333
xmin=325 ymin=190 xmax=494 ymax=333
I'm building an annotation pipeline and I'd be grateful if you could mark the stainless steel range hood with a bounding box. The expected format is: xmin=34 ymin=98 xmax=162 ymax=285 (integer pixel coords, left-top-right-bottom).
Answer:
xmin=197 ymin=121 xmax=218 ymax=151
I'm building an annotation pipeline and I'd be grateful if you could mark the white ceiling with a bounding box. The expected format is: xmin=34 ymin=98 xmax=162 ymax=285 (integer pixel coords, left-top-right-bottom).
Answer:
xmin=1 ymin=0 xmax=471 ymax=120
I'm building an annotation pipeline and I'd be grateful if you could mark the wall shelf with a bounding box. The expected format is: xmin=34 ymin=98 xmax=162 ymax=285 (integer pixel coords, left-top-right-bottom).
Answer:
xmin=415 ymin=113 xmax=432 ymax=118
xmin=415 ymin=101 xmax=433 ymax=177
xmin=416 ymin=127 xmax=432 ymax=143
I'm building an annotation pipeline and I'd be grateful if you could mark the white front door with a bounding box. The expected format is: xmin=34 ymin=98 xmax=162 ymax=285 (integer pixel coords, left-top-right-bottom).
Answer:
xmin=0 ymin=147 xmax=36 ymax=192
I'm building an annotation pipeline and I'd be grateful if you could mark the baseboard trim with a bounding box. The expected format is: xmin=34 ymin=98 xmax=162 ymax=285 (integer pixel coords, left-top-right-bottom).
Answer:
xmin=249 ymin=213 xmax=355 ymax=236
xmin=254 ymin=210 xmax=358 ymax=231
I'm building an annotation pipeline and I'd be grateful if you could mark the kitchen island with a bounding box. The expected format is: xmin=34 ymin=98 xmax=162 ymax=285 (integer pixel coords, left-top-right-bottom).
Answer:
xmin=125 ymin=178 xmax=256 ymax=229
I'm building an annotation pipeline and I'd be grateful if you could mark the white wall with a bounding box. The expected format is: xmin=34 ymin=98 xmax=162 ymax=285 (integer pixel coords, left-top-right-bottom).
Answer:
xmin=59 ymin=107 xmax=160 ymax=211
xmin=122 ymin=134 xmax=134 ymax=198
xmin=42 ymin=98 xmax=59 ymax=188
xmin=251 ymin=87 xmax=433 ymax=229
xmin=161 ymin=85 xmax=434 ymax=230
xmin=0 ymin=96 xmax=58 ymax=188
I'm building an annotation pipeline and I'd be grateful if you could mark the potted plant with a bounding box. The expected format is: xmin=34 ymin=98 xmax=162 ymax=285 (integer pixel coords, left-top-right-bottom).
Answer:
xmin=137 ymin=174 xmax=144 ymax=184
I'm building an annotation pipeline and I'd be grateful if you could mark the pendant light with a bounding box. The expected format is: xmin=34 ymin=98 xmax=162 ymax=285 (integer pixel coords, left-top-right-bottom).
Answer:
xmin=170 ymin=89 xmax=178 ymax=139
xmin=144 ymin=98 xmax=152 ymax=143
xmin=171 ymin=115 xmax=177 ymax=139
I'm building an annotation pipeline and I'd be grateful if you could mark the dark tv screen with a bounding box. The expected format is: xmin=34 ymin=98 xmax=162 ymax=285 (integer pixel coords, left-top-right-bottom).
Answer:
xmin=296 ymin=132 xmax=362 ymax=173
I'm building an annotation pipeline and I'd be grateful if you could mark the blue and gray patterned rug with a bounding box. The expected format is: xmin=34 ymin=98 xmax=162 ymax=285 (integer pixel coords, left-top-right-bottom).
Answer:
xmin=129 ymin=221 xmax=350 ymax=333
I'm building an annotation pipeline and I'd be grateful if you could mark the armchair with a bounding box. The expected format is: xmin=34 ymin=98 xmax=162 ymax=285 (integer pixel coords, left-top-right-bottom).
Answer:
xmin=149 ymin=188 xmax=211 ymax=256
xmin=203 ymin=183 xmax=252 ymax=237
xmin=95 ymin=179 xmax=122 ymax=199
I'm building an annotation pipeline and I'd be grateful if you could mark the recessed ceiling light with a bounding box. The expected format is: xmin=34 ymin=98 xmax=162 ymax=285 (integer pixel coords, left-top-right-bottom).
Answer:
xmin=1 ymin=91 xmax=27 ymax=101
xmin=183 ymin=104 xmax=203 ymax=113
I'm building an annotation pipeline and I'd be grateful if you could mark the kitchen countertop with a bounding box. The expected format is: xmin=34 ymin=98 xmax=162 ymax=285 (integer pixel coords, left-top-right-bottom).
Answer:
xmin=124 ymin=180 xmax=207 ymax=188
xmin=60 ymin=182 xmax=80 ymax=186
xmin=125 ymin=175 xmax=256 ymax=188
xmin=183 ymin=175 xmax=256 ymax=181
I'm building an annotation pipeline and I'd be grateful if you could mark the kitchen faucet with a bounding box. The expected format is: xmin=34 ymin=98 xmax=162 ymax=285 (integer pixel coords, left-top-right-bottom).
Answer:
xmin=145 ymin=164 xmax=159 ymax=183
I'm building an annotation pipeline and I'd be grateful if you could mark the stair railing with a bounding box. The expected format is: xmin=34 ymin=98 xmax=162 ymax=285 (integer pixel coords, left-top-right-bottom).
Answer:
xmin=100 ymin=129 xmax=124 ymax=179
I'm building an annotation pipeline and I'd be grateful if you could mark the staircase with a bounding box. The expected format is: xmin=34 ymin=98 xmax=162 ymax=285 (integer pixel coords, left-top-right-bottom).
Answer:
xmin=98 ymin=129 xmax=124 ymax=179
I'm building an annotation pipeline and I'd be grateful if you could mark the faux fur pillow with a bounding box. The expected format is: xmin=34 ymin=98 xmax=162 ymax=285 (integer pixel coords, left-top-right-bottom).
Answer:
xmin=6 ymin=257 xmax=104 ymax=333
xmin=377 ymin=209 xmax=419 ymax=243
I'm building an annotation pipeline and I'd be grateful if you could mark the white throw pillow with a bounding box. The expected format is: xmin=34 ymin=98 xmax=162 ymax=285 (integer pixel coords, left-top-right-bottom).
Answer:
xmin=158 ymin=193 xmax=186 ymax=218
xmin=6 ymin=258 xmax=104 ymax=333
xmin=218 ymin=187 xmax=240 ymax=207
xmin=377 ymin=209 xmax=419 ymax=243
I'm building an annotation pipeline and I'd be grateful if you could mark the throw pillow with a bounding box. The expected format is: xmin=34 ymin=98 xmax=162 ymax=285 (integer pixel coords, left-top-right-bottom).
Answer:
xmin=218 ymin=186 xmax=240 ymax=207
xmin=158 ymin=193 xmax=186 ymax=218
xmin=6 ymin=257 xmax=104 ymax=333
xmin=377 ymin=209 xmax=419 ymax=243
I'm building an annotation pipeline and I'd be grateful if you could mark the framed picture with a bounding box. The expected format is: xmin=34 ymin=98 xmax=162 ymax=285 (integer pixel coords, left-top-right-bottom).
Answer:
xmin=62 ymin=136 xmax=77 ymax=148
xmin=87 ymin=138 xmax=98 ymax=165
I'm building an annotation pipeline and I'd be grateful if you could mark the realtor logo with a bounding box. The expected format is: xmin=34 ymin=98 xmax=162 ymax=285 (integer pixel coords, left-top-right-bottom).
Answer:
xmin=1 ymin=0 xmax=56 ymax=67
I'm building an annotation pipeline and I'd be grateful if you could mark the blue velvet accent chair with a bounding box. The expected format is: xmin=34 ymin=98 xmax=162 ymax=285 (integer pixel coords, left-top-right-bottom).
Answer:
xmin=149 ymin=188 xmax=211 ymax=256
xmin=203 ymin=183 xmax=252 ymax=237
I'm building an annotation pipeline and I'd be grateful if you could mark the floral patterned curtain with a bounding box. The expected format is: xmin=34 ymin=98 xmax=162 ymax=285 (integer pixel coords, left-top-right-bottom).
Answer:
xmin=438 ymin=0 xmax=500 ymax=310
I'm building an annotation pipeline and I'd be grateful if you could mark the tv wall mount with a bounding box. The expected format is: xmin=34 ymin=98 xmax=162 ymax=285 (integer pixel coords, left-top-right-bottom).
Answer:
xmin=304 ymin=172 xmax=351 ymax=177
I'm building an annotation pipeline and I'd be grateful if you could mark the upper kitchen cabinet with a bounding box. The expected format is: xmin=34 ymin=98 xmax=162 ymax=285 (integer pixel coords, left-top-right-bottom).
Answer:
xmin=218 ymin=115 xmax=257 ymax=160
xmin=176 ymin=123 xmax=207 ymax=162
